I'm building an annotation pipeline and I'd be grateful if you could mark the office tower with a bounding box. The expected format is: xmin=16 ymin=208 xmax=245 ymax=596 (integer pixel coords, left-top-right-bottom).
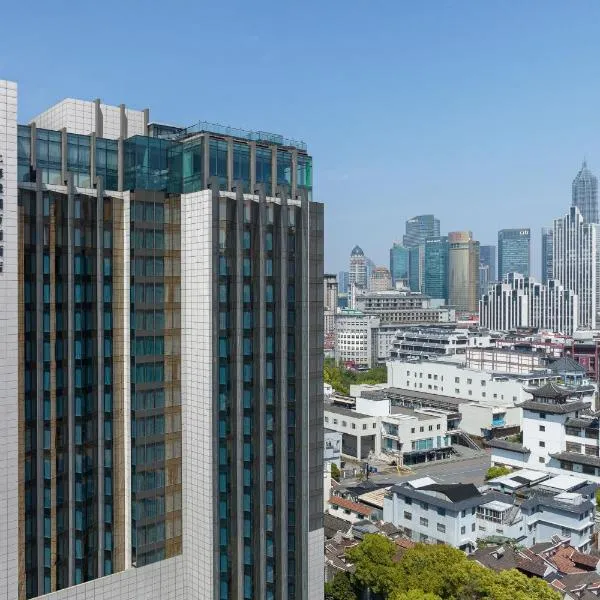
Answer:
xmin=572 ymin=160 xmax=598 ymax=224
xmin=349 ymin=245 xmax=367 ymax=289
xmin=541 ymin=227 xmax=553 ymax=284
xmin=403 ymin=215 xmax=439 ymax=294
xmin=369 ymin=266 xmax=392 ymax=291
xmin=408 ymin=246 xmax=424 ymax=292
xmin=497 ymin=228 xmax=530 ymax=278
xmin=424 ymin=236 xmax=449 ymax=302
xmin=389 ymin=242 xmax=409 ymax=289
xmin=337 ymin=270 xmax=349 ymax=295
xmin=553 ymin=206 xmax=600 ymax=329
xmin=448 ymin=231 xmax=480 ymax=313
xmin=0 ymin=81 xmax=324 ymax=600
xmin=480 ymin=273 xmax=578 ymax=334
xmin=403 ymin=214 xmax=440 ymax=248
xmin=324 ymin=274 xmax=338 ymax=337
xmin=479 ymin=245 xmax=496 ymax=283
xmin=365 ymin=258 xmax=375 ymax=289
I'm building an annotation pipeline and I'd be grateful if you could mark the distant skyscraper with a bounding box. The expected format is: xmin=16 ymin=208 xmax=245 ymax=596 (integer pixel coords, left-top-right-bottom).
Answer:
xmin=369 ymin=266 xmax=392 ymax=291
xmin=479 ymin=245 xmax=496 ymax=282
xmin=448 ymin=231 xmax=480 ymax=313
xmin=366 ymin=258 xmax=376 ymax=289
xmin=404 ymin=215 xmax=440 ymax=294
xmin=403 ymin=215 xmax=440 ymax=247
xmin=424 ymin=236 xmax=449 ymax=301
xmin=480 ymin=273 xmax=578 ymax=334
xmin=349 ymin=245 xmax=368 ymax=288
xmin=338 ymin=270 xmax=350 ymax=294
xmin=498 ymin=229 xmax=531 ymax=278
xmin=541 ymin=227 xmax=554 ymax=284
xmin=408 ymin=245 xmax=424 ymax=292
xmin=389 ymin=243 xmax=409 ymax=288
xmin=572 ymin=160 xmax=598 ymax=224
xmin=553 ymin=206 xmax=600 ymax=329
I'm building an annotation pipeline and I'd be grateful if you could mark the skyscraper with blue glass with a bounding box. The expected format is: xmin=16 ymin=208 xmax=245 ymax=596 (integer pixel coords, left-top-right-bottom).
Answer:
xmin=389 ymin=242 xmax=409 ymax=288
xmin=0 ymin=81 xmax=324 ymax=600
xmin=423 ymin=236 xmax=449 ymax=301
xmin=498 ymin=228 xmax=530 ymax=279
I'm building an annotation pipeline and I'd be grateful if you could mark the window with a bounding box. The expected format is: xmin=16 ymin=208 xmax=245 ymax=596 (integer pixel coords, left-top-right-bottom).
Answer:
xmin=481 ymin=380 xmax=486 ymax=386
xmin=419 ymin=426 xmax=424 ymax=433
xmin=404 ymin=511 xmax=412 ymax=521
xmin=538 ymin=457 xmax=545 ymax=463
xmin=362 ymin=424 xmax=367 ymax=430
xmin=539 ymin=412 xmax=546 ymax=419
xmin=411 ymin=428 xmax=415 ymax=434
xmin=436 ymin=424 xmax=441 ymax=430
xmin=351 ymin=423 xmax=356 ymax=429
xmin=471 ymin=523 xmax=476 ymax=532
xmin=539 ymin=441 xmax=545 ymax=448
xmin=461 ymin=526 xmax=466 ymax=534
xmin=455 ymin=377 xmax=460 ymax=383
xmin=539 ymin=425 xmax=545 ymax=432
xmin=437 ymin=523 xmax=446 ymax=533
xmin=467 ymin=378 xmax=472 ymax=384
xmin=341 ymin=421 xmax=347 ymax=427
xmin=420 ymin=517 xmax=428 ymax=526
xmin=405 ymin=497 xmax=412 ymax=505
xmin=437 ymin=507 xmax=446 ymax=516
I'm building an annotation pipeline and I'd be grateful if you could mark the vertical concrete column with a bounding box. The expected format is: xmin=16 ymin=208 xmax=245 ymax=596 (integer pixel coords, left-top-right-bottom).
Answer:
xmin=270 ymin=146 xmax=277 ymax=196
xmin=226 ymin=137 xmax=234 ymax=192
xmin=142 ymin=108 xmax=150 ymax=135
xmin=249 ymin=142 xmax=256 ymax=195
xmin=254 ymin=187 xmax=267 ymax=599
xmin=30 ymin=122 xmax=37 ymax=170
xmin=291 ymin=149 xmax=298 ymax=199
xmin=231 ymin=185 xmax=244 ymax=600
xmin=202 ymin=135 xmax=210 ymax=189
xmin=119 ymin=104 xmax=127 ymax=139
xmin=61 ymin=128 xmax=67 ymax=184
xmin=66 ymin=174 xmax=75 ymax=586
xmin=96 ymin=180 xmax=105 ymax=576
xmin=275 ymin=191 xmax=289 ymax=599
xmin=94 ymin=99 xmax=103 ymax=138
xmin=34 ymin=175 xmax=44 ymax=594
xmin=90 ymin=133 xmax=96 ymax=184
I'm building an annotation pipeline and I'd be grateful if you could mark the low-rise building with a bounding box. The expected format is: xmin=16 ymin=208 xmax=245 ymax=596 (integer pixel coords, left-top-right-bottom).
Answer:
xmin=383 ymin=477 xmax=483 ymax=552
xmin=487 ymin=381 xmax=599 ymax=480
xmin=323 ymin=404 xmax=379 ymax=460
xmin=334 ymin=309 xmax=380 ymax=368
xmin=355 ymin=290 xmax=455 ymax=325
xmin=390 ymin=326 xmax=492 ymax=360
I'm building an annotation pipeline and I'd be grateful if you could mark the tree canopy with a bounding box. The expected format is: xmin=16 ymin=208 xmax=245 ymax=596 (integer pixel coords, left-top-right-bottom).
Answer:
xmin=485 ymin=465 xmax=511 ymax=481
xmin=324 ymin=358 xmax=387 ymax=396
xmin=332 ymin=534 xmax=561 ymax=600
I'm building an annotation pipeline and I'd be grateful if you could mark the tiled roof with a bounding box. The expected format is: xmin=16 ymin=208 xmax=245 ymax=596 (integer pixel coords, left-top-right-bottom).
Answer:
xmin=485 ymin=438 xmax=530 ymax=454
xmin=324 ymin=513 xmax=352 ymax=539
xmin=529 ymin=381 xmax=573 ymax=399
xmin=546 ymin=545 xmax=599 ymax=575
xmin=329 ymin=495 xmax=373 ymax=516
xmin=550 ymin=451 xmax=600 ymax=468
xmin=520 ymin=400 xmax=591 ymax=414
xmin=549 ymin=356 xmax=587 ymax=373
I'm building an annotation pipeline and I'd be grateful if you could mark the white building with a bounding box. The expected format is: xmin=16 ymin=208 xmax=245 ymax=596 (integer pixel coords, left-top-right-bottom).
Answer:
xmin=355 ymin=290 xmax=455 ymax=325
xmin=488 ymin=381 xmax=599 ymax=480
xmin=553 ymin=206 xmax=600 ymax=329
xmin=387 ymin=358 xmax=537 ymax=406
xmin=465 ymin=347 xmax=547 ymax=375
xmin=390 ymin=326 xmax=492 ymax=360
xmin=369 ymin=266 xmax=393 ymax=291
xmin=334 ymin=309 xmax=380 ymax=368
xmin=384 ymin=473 xmax=596 ymax=552
xmin=349 ymin=245 xmax=368 ymax=289
xmin=479 ymin=272 xmax=579 ymax=334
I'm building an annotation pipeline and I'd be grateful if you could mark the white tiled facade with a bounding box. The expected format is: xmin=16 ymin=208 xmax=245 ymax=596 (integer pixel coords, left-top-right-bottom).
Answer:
xmin=180 ymin=190 xmax=214 ymax=598
xmin=30 ymin=99 xmax=146 ymax=139
xmin=0 ymin=79 xmax=19 ymax=600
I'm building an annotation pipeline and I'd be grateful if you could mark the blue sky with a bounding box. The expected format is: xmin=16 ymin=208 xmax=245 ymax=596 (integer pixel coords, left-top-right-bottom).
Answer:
xmin=2 ymin=1 xmax=599 ymax=277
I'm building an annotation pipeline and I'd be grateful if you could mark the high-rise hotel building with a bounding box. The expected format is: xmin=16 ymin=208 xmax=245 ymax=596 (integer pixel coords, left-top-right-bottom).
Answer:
xmin=0 ymin=80 xmax=324 ymax=600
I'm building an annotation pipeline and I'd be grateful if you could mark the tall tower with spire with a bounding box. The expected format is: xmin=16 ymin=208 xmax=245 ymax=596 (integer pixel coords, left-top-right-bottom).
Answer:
xmin=572 ymin=160 xmax=598 ymax=223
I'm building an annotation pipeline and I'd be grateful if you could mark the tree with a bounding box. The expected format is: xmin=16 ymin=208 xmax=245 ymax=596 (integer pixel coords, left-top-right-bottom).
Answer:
xmin=331 ymin=462 xmax=340 ymax=482
xmin=390 ymin=590 xmax=441 ymax=600
xmin=596 ymin=488 xmax=600 ymax=509
xmin=346 ymin=534 xmax=402 ymax=596
xmin=324 ymin=572 xmax=357 ymax=600
xmin=485 ymin=465 xmax=511 ymax=480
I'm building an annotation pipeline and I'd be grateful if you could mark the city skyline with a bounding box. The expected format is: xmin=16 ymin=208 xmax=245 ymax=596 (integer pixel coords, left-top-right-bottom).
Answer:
xmin=4 ymin=3 xmax=600 ymax=279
